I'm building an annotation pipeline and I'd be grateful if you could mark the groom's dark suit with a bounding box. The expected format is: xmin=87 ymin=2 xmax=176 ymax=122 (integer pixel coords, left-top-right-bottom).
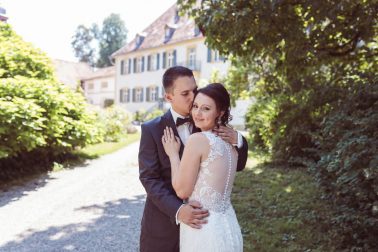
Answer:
xmin=138 ymin=110 xmax=248 ymax=252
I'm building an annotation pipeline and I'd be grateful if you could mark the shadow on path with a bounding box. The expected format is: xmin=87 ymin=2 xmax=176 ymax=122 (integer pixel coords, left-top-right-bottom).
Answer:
xmin=0 ymin=195 xmax=146 ymax=252
xmin=0 ymin=174 xmax=55 ymax=208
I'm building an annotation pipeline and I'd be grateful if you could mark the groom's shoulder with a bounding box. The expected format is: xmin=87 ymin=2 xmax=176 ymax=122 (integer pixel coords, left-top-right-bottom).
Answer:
xmin=141 ymin=115 xmax=164 ymax=129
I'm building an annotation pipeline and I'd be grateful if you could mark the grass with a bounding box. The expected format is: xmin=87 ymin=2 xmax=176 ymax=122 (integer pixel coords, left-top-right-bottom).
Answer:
xmin=232 ymin=154 xmax=341 ymax=252
xmin=75 ymin=133 xmax=141 ymax=158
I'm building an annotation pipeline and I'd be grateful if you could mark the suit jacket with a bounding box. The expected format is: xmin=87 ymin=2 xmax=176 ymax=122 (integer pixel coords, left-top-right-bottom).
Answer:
xmin=138 ymin=110 xmax=248 ymax=252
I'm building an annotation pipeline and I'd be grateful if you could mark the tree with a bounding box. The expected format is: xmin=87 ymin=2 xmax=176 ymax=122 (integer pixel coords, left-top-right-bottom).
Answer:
xmin=72 ymin=14 xmax=127 ymax=68
xmin=0 ymin=22 xmax=55 ymax=80
xmin=179 ymin=0 xmax=377 ymax=159
xmin=97 ymin=13 xmax=128 ymax=67
xmin=178 ymin=1 xmax=378 ymax=249
xmin=71 ymin=24 xmax=97 ymax=67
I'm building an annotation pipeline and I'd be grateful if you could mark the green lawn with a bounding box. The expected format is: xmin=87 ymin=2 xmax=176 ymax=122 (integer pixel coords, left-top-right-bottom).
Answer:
xmin=77 ymin=132 xmax=141 ymax=157
xmin=232 ymin=155 xmax=341 ymax=252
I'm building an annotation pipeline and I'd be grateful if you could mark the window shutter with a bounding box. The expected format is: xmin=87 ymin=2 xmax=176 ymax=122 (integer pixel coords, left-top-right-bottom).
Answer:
xmin=120 ymin=60 xmax=124 ymax=75
xmin=147 ymin=55 xmax=151 ymax=71
xmin=157 ymin=53 xmax=160 ymax=70
xmin=142 ymin=56 xmax=145 ymax=72
xmin=128 ymin=59 xmax=131 ymax=74
xmin=146 ymin=87 xmax=150 ymax=102
xmin=132 ymin=88 xmax=136 ymax=102
xmin=156 ymin=86 xmax=160 ymax=99
xmin=141 ymin=88 xmax=144 ymax=102
xmin=133 ymin=58 xmax=137 ymax=73
xmin=173 ymin=50 xmax=177 ymax=66
xmin=120 ymin=89 xmax=123 ymax=102
xmin=207 ymin=48 xmax=212 ymax=62
xmin=127 ymin=88 xmax=130 ymax=102
xmin=163 ymin=52 xmax=166 ymax=69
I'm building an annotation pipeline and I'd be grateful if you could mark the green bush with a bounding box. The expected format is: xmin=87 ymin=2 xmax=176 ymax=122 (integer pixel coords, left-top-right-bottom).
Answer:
xmin=310 ymin=83 xmax=378 ymax=250
xmin=0 ymin=77 xmax=102 ymax=159
xmin=91 ymin=105 xmax=132 ymax=142
xmin=0 ymin=23 xmax=55 ymax=80
xmin=134 ymin=108 xmax=164 ymax=122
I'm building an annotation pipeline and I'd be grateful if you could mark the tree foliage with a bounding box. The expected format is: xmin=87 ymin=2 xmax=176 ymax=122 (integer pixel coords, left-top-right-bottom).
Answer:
xmin=71 ymin=13 xmax=127 ymax=67
xmin=71 ymin=24 xmax=98 ymax=67
xmin=179 ymin=0 xmax=378 ymax=249
xmin=97 ymin=14 xmax=128 ymax=67
xmin=0 ymin=23 xmax=55 ymax=80
xmin=0 ymin=23 xmax=103 ymax=181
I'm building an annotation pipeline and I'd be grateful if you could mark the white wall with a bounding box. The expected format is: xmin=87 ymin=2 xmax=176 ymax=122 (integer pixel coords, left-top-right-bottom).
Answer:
xmin=84 ymin=76 xmax=115 ymax=107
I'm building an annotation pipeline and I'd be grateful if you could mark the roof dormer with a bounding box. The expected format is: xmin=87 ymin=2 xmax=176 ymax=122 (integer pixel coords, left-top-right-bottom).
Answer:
xmin=135 ymin=32 xmax=147 ymax=48
xmin=164 ymin=24 xmax=176 ymax=43
xmin=174 ymin=9 xmax=180 ymax=24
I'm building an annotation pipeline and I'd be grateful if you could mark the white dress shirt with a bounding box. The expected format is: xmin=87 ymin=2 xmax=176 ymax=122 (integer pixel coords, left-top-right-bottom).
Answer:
xmin=170 ymin=108 xmax=192 ymax=145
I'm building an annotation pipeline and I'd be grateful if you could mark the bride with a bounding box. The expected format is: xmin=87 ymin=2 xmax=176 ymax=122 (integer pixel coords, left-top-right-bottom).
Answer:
xmin=162 ymin=83 xmax=243 ymax=252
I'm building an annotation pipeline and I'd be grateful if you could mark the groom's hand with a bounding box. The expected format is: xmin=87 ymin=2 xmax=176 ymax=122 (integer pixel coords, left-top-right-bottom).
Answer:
xmin=213 ymin=126 xmax=238 ymax=146
xmin=178 ymin=200 xmax=209 ymax=229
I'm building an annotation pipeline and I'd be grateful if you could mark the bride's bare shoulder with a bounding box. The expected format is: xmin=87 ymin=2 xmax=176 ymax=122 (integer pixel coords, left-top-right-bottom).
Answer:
xmin=186 ymin=132 xmax=209 ymax=146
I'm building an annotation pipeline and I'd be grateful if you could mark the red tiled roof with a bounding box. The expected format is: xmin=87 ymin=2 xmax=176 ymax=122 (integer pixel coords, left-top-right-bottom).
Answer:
xmin=112 ymin=3 xmax=203 ymax=57
xmin=52 ymin=59 xmax=93 ymax=89
xmin=81 ymin=66 xmax=115 ymax=81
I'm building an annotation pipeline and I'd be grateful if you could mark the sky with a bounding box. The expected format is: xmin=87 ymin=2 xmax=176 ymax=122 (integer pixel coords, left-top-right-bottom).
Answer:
xmin=1 ymin=0 xmax=176 ymax=62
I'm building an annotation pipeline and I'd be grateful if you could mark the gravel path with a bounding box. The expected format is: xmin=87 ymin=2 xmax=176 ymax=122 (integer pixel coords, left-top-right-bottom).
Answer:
xmin=0 ymin=141 xmax=145 ymax=252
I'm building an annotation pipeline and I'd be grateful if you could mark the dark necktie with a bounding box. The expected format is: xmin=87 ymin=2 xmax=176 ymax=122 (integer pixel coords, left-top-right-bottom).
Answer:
xmin=176 ymin=117 xmax=191 ymax=127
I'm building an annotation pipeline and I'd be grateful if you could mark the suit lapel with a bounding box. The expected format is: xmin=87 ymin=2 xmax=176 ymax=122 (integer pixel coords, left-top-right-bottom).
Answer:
xmin=162 ymin=110 xmax=185 ymax=157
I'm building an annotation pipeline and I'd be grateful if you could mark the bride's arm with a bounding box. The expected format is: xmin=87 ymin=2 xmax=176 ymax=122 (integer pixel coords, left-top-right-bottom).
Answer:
xmin=169 ymin=133 xmax=206 ymax=199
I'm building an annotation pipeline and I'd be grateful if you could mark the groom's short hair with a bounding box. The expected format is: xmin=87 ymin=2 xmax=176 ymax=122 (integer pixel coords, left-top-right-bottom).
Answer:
xmin=162 ymin=66 xmax=194 ymax=93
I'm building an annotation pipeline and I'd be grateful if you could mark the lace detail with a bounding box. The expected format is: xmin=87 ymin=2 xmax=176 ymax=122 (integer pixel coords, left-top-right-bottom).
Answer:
xmin=181 ymin=131 xmax=243 ymax=252
xmin=189 ymin=131 xmax=237 ymax=213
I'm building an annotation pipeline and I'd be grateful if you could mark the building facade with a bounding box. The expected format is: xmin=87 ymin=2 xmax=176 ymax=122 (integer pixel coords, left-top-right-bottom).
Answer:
xmin=112 ymin=4 xmax=230 ymax=114
xmin=81 ymin=66 xmax=116 ymax=107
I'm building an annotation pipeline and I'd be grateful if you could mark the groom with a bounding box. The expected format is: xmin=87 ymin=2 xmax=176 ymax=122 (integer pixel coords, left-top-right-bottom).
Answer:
xmin=138 ymin=66 xmax=248 ymax=252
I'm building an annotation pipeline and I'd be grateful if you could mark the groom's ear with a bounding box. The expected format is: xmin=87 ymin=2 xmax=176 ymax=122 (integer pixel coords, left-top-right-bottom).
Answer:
xmin=164 ymin=92 xmax=173 ymax=103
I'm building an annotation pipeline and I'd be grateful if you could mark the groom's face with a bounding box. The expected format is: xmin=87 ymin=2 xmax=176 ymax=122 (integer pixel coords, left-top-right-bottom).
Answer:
xmin=165 ymin=76 xmax=197 ymax=116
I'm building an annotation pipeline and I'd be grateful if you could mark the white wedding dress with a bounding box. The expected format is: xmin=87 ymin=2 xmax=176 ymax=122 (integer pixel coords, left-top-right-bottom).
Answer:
xmin=180 ymin=131 xmax=243 ymax=252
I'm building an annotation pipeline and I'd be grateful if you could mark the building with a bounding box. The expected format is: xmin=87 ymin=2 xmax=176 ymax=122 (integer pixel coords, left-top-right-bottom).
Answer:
xmin=52 ymin=59 xmax=93 ymax=90
xmin=111 ymin=4 xmax=230 ymax=115
xmin=81 ymin=66 xmax=116 ymax=107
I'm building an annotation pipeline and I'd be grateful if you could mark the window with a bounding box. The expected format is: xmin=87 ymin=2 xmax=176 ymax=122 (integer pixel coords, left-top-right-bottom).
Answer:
xmin=120 ymin=88 xmax=130 ymax=103
xmin=133 ymin=87 xmax=144 ymax=102
xmin=207 ymin=48 xmax=225 ymax=63
xmin=188 ymin=47 xmax=196 ymax=69
xmin=147 ymin=54 xmax=157 ymax=71
xmin=101 ymin=82 xmax=108 ymax=89
xmin=163 ymin=50 xmax=176 ymax=69
xmin=87 ymin=83 xmax=94 ymax=90
xmin=147 ymin=86 xmax=158 ymax=102
xmin=121 ymin=59 xmax=129 ymax=75
xmin=134 ymin=56 xmax=145 ymax=73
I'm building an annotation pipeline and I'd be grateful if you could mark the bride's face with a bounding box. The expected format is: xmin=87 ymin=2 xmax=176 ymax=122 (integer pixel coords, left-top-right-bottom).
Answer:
xmin=191 ymin=93 xmax=221 ymax=131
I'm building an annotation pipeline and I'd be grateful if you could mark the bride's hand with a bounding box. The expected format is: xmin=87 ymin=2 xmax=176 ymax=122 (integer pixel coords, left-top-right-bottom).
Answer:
xmin=162 ymin=127 xmax=181 ymax=157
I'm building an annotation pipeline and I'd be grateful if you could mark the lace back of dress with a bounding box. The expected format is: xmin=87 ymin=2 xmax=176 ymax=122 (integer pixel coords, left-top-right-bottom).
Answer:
xmin=190 ymin=131 xmax=238 ymax=213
